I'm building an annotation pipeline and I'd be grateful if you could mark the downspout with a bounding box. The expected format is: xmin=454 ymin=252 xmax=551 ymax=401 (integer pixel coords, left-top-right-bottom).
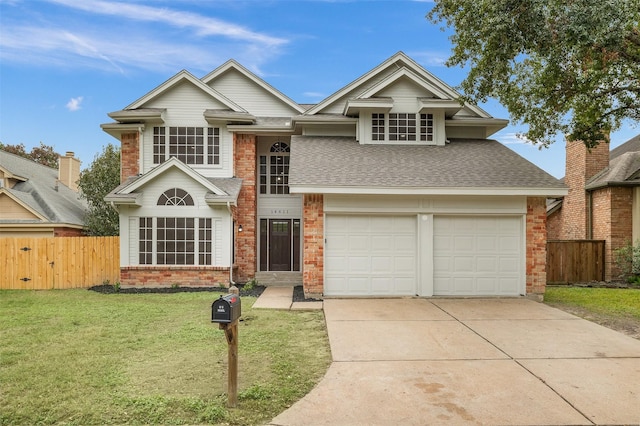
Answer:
xmin=226 ymin=201 xmax=236 ymax=285
xmin=587 ymin=190 xmax=593 ymax=239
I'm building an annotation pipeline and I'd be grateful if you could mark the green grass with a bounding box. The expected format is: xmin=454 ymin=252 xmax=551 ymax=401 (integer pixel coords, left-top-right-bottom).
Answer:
xmin=0 ymin=290 xmax=331 ymax=425
xmin=544 ymin=286 xmax=640 ymax=320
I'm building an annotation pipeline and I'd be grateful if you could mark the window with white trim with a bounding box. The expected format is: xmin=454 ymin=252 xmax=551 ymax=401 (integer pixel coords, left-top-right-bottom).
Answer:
xmin=157 ymin=188 xmax=194 ymax=206
xmin=153 ymin=126 xmax=220 ymax=165
xmin=259 ymin=141 xmax=290 ymax=195
xmin=370 ymin=113 xmax=434 ymax=142
xmin=138 ymin=217 xmax=212 ymax=265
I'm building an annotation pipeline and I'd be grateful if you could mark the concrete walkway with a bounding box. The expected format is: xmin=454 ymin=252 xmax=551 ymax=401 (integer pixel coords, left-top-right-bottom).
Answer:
xmin=269 ymin=298 xmax=640 ymax=426
xmin=251 ymin=286 xmax=323 ymax=311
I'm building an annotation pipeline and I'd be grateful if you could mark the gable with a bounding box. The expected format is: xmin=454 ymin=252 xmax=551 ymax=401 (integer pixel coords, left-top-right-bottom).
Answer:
xmin=142 ymin=80 xmax=230 ymax=119
xmin=0 ymin=192 xmax=40 ymax=220
xmin=376 ymin=78 xmax=438 ymax=111
xmin=206 ymin=68 xmax=301 ymax=117
xmin=133 ymin=167 xmax=209 ymax=208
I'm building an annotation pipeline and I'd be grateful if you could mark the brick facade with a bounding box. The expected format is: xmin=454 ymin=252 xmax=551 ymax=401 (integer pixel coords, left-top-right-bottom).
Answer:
xmin=120 ymin=266 xmax=232 ymax=288
xmin=233 ymin=134 xmax=257 ymax=282
xmin=120 ymin=132 xmax=140 ymax=183
xmin=546 ymin=209 xmax=562 ymax=241
xmin=302 ymin=194 xmax=324 ymax=297
xmin=559 ymin=139 xmax=609 ymax=239
xmin=592 ymin=187 xmax=633 ymax=280
xmin=53 ymin=227 xmax=85 ymax=237
xmin=552 ymin=137 xmax=635 ymax=282
xmin=526 ymin=197 xmax=547 ymax=296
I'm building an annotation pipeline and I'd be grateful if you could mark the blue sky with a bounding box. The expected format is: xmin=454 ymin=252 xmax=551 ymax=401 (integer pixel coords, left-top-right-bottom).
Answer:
xmin=0 ymin=0 xmax=637 ymax=178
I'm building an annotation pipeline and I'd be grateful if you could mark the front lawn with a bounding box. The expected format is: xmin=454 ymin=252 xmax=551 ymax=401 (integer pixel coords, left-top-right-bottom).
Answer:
xmin=0 ymin=289 xmax=331 ymax=425
xmin=544 ymin=286 xmax=640 ymax=339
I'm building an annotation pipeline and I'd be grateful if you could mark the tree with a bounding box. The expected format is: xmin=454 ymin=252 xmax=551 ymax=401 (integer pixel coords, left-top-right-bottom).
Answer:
xmin=0 ymin=142 xmax=60 ymax=168
xmin=78 ymin=144 xmax=121 ymax=236
xmin=428 ymin=0 xmax=640 ymax=148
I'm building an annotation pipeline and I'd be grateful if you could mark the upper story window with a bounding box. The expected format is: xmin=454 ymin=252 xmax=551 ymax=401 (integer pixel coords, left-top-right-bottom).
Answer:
xmin=259 ymin=142 xmax=290 ymax=195
xmin=157 ymin=188 xmax=194 ymax=206
xmin=371 ymin=113 xmax=434 ymax=143
xmin=153 ymin=126 xmax=220 ymax=165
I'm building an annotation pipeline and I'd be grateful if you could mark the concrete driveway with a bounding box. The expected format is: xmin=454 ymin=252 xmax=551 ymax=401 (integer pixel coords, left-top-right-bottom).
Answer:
xmin=271 ymin=298 xmax=640 ymax=425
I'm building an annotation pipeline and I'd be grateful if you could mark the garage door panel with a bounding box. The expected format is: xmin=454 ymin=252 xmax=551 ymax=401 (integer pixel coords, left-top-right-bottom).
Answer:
xmin=349 ymin=256 xmax=370 ymax=273
xmin=325 ymin=215 xmax=416 ymax=296
xmin=434 ymin=216 xmax=523 ymax=296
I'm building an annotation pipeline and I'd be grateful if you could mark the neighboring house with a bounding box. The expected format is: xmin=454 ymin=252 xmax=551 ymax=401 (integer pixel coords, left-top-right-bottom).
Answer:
xmin=0 ymin=150 xmax=86 ymax=237
xmin=102 ymin=52 xmax=566 ymax=298
xmin=547 ymin=135 xmax=640 ymax=280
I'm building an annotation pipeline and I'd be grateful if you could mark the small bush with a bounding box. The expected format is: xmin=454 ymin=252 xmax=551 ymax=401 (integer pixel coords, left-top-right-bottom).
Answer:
xmin=614 ymin=240 xmax=640 ymax=281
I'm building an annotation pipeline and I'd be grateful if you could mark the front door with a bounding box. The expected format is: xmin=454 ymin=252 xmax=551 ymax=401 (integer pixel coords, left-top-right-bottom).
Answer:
xmin=260 ymin=219 xmax=301 ymax=271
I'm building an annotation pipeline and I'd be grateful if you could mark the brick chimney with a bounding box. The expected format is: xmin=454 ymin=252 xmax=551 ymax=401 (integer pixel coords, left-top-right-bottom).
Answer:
xmin=58 ymin=151 xmax=81 ymax=191
xmin=120 ymin=132 xmax=140 ymax=183
xmin=561 ymin=138 xmax=609 ymax=239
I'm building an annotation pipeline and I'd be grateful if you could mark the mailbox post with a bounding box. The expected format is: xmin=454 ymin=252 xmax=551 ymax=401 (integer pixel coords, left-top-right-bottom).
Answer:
xmin=212 ymin=294 xmax=241 ymax=407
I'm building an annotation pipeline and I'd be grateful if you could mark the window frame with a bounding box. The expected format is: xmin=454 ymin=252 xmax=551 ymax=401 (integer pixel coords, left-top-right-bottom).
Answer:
xmin=153 ymin=126 xmax=221 ymax=166
xmin=369 ymin=112 xmax=436 ymax=144
xmin=259 ymin=142 xmax=290 ymax=195
xmin=138 ymin=216 xmax=213 ymax=266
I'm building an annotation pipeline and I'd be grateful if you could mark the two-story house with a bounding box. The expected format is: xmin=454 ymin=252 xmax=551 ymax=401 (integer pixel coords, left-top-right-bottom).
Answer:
xmin=103 ymin=52 xmax=566 ymax=298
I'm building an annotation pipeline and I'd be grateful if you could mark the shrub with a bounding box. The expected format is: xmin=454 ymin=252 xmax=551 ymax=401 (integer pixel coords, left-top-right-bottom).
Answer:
xmin=614 ymin=240 xmax=640 ymax=282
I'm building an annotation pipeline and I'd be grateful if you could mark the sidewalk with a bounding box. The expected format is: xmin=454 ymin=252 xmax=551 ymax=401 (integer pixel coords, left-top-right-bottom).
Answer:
xmin=251 ymin=286 xmax=323 ymax=311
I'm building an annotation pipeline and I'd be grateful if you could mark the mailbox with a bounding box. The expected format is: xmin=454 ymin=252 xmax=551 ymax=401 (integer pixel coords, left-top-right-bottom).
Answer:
xmin=212 ymin=294 xmax=241 ymax=324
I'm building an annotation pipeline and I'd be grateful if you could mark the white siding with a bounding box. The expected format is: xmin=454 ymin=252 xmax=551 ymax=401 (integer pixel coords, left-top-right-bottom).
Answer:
xmin=324 ymin=194 xmax=526 ymax=215
xmin=140 ymin=81 xmax=233 ymax=178
xmin=378 ymin=79 xmax=435 ymax=110
xmin=118 ymin=170 xmax=232 ymax=268
xmin=209 ymin=69 xmax=299 ymax=117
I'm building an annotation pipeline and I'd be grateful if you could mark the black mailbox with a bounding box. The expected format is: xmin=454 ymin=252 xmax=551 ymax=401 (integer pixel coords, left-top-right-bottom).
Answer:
xmin=212 ymin=294 xmax=241 ymax=324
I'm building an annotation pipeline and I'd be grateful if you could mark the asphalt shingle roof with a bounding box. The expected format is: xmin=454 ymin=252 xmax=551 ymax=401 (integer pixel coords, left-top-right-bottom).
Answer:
xmin=289 ymin=136 xmax=565 ymax=191
xmin=0 ymin=150 xmax=87 ymax=226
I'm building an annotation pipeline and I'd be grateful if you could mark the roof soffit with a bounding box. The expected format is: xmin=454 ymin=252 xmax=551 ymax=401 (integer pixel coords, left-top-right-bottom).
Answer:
xmin=202 ymin=59 xmax=305 ymax=114
xmin=117 ymin=157 xmax=227 ymax=196
xmin=124 ymin=70 xmax=245 ymax=112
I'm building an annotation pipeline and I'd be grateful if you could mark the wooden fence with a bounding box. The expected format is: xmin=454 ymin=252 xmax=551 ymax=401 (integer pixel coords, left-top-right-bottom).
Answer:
xmin=0 ymin=237 xmax=120 ymax=290
xmin=546 ymin=240 xmax=605 ymax=284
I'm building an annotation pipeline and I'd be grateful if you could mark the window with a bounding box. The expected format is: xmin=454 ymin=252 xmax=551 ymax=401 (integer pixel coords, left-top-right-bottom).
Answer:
xmin=389 ymin=113 xmax=417 ymax=141
xmin=139 ymin=217 xmax=153 ymax=265
xmin=157 ymin=188 xmax=194 ymax=206
xmin=372 ymin=113 xmax=385 ymax=141
xmin=371 ymin=112 xmax=435 ymax=143
xmin=259 ymin=142 xmax=290 ymax=195
xmin=153 ymin=126 xmax=220 ymax=165
xmin=420 ymin=113 xmax=434 ymax=142
xmin=139 ymin=217 xmax=212 ymax=265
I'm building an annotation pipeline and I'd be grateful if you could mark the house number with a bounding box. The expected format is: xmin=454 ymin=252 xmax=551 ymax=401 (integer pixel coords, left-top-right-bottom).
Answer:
xmin=270 ymin=209 xmax=289 ymax=214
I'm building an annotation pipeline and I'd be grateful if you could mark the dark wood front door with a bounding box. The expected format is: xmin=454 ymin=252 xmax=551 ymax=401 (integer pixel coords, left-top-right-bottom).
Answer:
xmin=269 ymin=220 xmax=291 ymax=271
xmin=260 ymin=219 xmax=301 ymax=271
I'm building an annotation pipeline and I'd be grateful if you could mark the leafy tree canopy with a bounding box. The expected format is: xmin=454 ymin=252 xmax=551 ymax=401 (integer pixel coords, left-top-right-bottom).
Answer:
xmin=78 ymin=144 xmax=121 ymax=236
xmin=428 ymin=0 xmax=640 ymax=148
xmin=0 ymin=142 xmax=60 ymax=168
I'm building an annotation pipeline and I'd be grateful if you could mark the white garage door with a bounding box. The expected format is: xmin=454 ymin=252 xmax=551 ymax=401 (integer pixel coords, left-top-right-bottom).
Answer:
xmin=433 ymin=216 xmax=523 ymax=296
xmin=325 ymin=215 xmax=416 ymax=296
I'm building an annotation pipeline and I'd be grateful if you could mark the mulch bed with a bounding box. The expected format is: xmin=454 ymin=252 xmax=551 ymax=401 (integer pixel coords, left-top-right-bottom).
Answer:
xmin=88 ymin=283 xmax=266 ymax=298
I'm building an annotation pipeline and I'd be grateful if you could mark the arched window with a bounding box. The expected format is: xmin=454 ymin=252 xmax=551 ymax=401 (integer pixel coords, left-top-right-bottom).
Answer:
xmin=259 ymin=142 xmax=290 ymax=194
xmin=157 ymin=188 xmax=194 ymax=206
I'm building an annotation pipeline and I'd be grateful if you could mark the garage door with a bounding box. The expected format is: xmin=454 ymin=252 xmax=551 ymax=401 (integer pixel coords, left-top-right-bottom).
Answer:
xmin=325 ymin=215 xmax=416 ymax=296
xmin=433 ymin=216 xmax=523 ymax=296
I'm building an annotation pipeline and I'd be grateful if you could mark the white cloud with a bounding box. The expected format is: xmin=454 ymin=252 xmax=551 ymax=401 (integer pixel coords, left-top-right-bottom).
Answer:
xmin=66 ymin=96 xmax=83 ymax=111
xmin=302 ymin=92 xmax=326 ymax=100
xmin=495 ymin=132 xmax=532 ymax=145
xmin=0 ymin=0 xmax=289 ymax=74
xmin=408 ymin=50 xmax=450 ymax=67
xmin=48 ymin=0 xmax=287 ymax=46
